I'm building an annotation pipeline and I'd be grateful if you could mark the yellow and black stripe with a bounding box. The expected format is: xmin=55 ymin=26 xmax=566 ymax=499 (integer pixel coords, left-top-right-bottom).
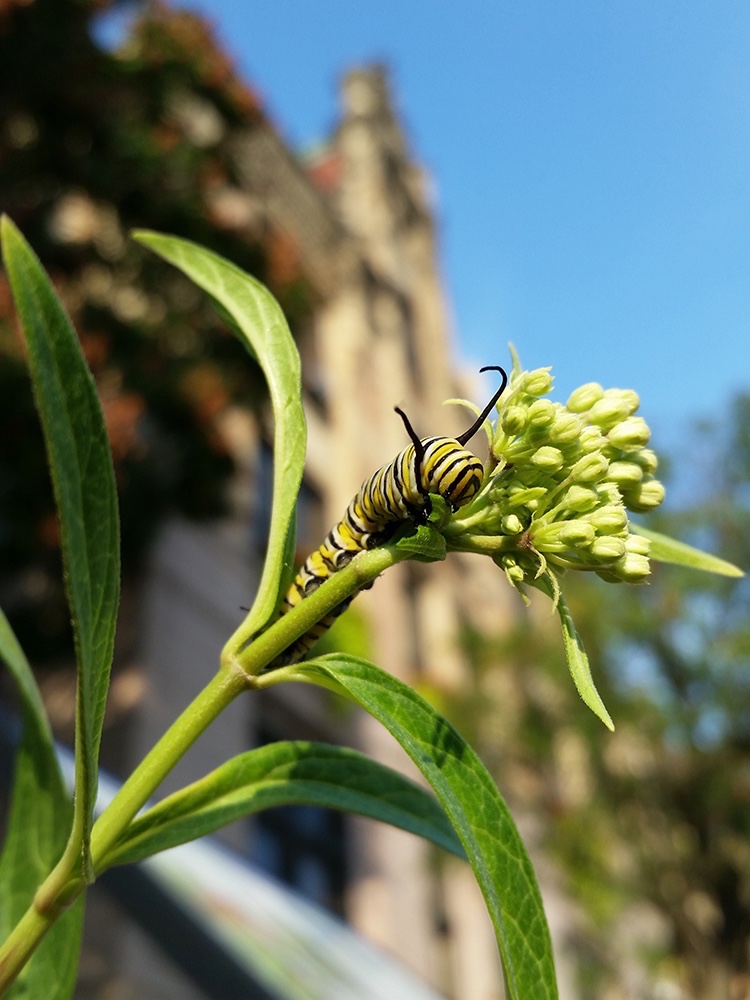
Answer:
xmin=272 ymin=366 xmax=508 ymax=665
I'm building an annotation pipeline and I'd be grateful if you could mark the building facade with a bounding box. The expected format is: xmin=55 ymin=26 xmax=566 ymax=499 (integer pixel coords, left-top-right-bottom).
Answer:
xmin=123 ymin=65 xmax=520 ymax=1000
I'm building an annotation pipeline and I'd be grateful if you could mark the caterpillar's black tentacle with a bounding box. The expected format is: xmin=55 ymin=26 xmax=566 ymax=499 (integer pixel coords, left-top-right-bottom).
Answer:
xmin=456 ymin=366 xmax=508 ymax=446
xmin=269 ymin=367 xmax=508 ymax=666
xmin=394 ymin=406 xmax=425 ymax=466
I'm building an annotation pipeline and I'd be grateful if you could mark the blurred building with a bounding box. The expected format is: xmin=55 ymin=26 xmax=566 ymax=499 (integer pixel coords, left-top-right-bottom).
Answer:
xmin=119 ymin=63 xmax=519 ymax=1000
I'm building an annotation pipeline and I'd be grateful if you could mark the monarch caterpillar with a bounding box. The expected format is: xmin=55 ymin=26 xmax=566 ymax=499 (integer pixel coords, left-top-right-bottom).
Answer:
xmin=273 ymin=366 xmax=508 ymax=665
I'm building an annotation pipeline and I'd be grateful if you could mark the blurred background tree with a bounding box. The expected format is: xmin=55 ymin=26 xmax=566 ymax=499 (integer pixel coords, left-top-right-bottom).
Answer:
xmin=447 ymin=395 xmax=750 ymax=999
xmin=0 ymin=0 xmax=314 ymax=661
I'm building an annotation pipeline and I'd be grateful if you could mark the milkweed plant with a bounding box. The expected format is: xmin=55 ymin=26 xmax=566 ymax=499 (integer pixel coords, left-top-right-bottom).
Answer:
xmin=0 ymin=218 xmax=742 ymax=999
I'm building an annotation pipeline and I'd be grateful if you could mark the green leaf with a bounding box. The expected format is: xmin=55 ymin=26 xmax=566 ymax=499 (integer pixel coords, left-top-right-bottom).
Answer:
xmin=283 ymin=655 xmax=558 ymax=1000
xmin=393 ymin=521 xmax=447 ymax=563
xmin=1 ymin=217 xmax=120 ymax=866
xmin=133 ymin=231 xmax=306 ymax=639
xmin=633 ymin=524 xmax=745 ymax=577
xmin=558 ymin=594 xmax=614 ymax=731
xmin=0 ymin=609 xmax=84 ymax=1000
xmin=101 ymin=742 xmax=464 ymax=869
xmin=534 ymin=573 xmax=615 ymax=731
xmin=427 ymin=493 xmax=452 ymax=529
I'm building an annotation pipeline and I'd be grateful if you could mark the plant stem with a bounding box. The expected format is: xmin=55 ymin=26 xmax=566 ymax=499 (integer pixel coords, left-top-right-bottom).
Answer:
xmin=444 ymin=532 xmax=514 ymax=555
xmin=226 ymin=543 xmax=405 ymax=670
xmin=89 ymin=667 xmax=247 ymax=867
xmin=0 ymin=896 xmax=64 ymax=993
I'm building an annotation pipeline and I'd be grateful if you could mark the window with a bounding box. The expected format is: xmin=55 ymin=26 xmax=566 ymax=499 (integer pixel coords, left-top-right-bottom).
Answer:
xmin=251 ymin=443 xmax=323 ymax=563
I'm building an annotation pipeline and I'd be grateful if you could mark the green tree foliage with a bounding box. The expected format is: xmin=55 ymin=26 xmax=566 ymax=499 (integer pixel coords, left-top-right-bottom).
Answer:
xmin=0 ymin=0 xmax=314 ymax=659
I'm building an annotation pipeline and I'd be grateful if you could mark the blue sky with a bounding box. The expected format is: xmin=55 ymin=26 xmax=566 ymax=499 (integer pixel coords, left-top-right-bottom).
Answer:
xmin=106 ymin=2 xmax=750 ymax=449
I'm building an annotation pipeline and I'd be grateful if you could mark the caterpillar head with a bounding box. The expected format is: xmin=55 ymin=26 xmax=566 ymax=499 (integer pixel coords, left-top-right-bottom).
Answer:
xmin=395 ymin=365 xmax=508 ymax=511
xmin=419 ymin=437 xmax=484 ymax=510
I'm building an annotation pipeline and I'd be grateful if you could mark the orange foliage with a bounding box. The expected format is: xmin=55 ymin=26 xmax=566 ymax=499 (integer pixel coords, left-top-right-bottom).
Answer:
xmin=101 ymin=391 xmax=146 ymax=464
xmin=131 ymin=2 xmax=264 ymax=125
xmin=266 ymin=227 xmax=302 ymax=288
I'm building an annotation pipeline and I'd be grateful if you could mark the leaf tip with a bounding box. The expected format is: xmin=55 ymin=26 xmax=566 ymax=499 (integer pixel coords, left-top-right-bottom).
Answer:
xmin=1 ymin=213 xmax=21 ymax=255
xmin=723 ymin=564 xmax=745 ymax=579
xmin=581 ymin=689 xmax=615 ymax=731
xmin=131 ymin=228 xmax=159 ymax=248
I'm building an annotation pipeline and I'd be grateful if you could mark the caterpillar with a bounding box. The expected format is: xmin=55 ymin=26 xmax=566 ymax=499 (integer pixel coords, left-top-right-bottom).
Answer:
xmin=272 ymin=366 xmax=508 ymax=665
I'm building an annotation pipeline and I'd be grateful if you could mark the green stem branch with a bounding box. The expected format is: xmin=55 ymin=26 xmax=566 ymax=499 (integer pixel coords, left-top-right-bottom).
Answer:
xmin=444 ymin=532 xmax=516 ymax=555
xmin=90 ymin=667 xmax=247 ymax=868
xmin=231 ymin=543 xmax=405 ymax=673
xmin=0 ymin=898 xmax=63 ymax=994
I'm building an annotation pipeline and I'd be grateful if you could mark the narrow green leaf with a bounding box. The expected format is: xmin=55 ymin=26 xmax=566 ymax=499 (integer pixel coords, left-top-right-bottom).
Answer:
xmin=633 ymin=524 xmax=745 ymax=577
xmin=102 ymin=742 xmax=464 ymax=869
xmin=282 ymin=656 xmax=559 ymax=1000
xmin=0 ymin=609 xmax=84 ymax=1000
xmin=133 ymin=231 xmax=306 ymax=638
xmin=533 ymin=573 xmax=614 ymax=730
xmin=1 ymin=217 xmax=120 ymax=863
xmin=558 ymin=594 xmax=615 ymax=731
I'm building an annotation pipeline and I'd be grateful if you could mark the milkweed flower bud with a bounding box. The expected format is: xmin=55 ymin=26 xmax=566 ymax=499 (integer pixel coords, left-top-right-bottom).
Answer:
xmin=505 ymin=485 xmax=547 ymax=509
xmin=590 ymin=536 xmax=626 ymax=562
xmin=570 ymin=453 xmax=609 ymax=483
xmin=501 ymin=514 xmax=525 ymax=535
xmin=618 ymin=389 xmax=641 ymax=415
xmin=614 ymin=551 xmax=651 ymax=583
xmin=520 ymin=368 xmax=553 ymax=397
xmin=547 ymin=411 xmax=582 ymax=444
xmin=579 ymin=425 xmax=606 ymax=454
xmin=588 ymin=392 xmax=633 ymax=428
xmin=502 ymin=405 xmax=528 ymax=436
xmin=557 ymin=521 xmax=596 ymax=547
xmin=493 ymin=553 xmax=526 ymax=584
xmin=597 ymin=481 xmax=624 ymax=505
xmin=532 ymin=446 xmax=564 ymax=472
xmin=625 ymin=533 xmax=650 ymax=557
xmin=606 ymin=460 xmax=644 ymax=488
xmin=560 ymin=485 xmax=600 ymax=513
xmin=528 ymin=399 xmax=556 ymax=429
xmin=630 ymin=448 xmax=659 ymax=474
xmin=607 ymin=416 xmax=651 ymax=451
xmin=622 ymin=476 xmax=666 ymax=513
xmin=587 ymin=505 xmax=628 ymax=534
xmin=566 ymin=382 xmax=604 ymax=413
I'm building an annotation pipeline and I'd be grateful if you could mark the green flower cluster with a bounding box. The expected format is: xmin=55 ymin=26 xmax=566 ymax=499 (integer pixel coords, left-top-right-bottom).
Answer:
xmin=448 ymin=367 xmax=665 ymax=588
